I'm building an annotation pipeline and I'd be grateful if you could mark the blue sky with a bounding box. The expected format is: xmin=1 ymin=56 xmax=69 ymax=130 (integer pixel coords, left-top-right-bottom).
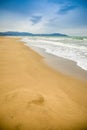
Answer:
xmin=0 ymin=0 xmax=87 ymax=35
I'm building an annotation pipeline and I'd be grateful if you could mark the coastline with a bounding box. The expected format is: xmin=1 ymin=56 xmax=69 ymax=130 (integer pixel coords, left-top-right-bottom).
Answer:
xmin=0 ymin=37 xmax=87 ymax=130
xmin=24 ymin=43 xmax=87 ymax=82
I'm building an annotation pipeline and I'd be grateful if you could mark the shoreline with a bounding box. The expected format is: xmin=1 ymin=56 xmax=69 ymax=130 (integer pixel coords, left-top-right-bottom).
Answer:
xmin=23 ymin=42 xmax=87 ymax=82
xmin=0 ymin=37 xmax=87 ymax=130
xmin=21 ymin=36 xmax=87 ymax=73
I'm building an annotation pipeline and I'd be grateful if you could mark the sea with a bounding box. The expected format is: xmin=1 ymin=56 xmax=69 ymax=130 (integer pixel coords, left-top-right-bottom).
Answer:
xmin=21 ymin=36 xmax=87 ymax=71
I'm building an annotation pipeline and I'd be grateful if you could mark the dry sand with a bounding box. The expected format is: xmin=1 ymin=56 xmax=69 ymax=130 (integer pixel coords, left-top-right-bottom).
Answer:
xmin=0 ymin=37 xmax=87 ymax=130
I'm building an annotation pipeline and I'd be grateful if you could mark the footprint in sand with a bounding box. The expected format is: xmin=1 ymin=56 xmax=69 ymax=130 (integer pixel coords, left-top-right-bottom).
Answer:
xmin=3 ymin=89 xmax=45 ymax=109
xmin=27 ymin=94 xmax=45 ymax=108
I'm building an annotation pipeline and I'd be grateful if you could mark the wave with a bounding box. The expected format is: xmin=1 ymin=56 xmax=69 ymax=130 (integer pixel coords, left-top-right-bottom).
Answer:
xmin=21 ymin=37 xmax=87 ymax=71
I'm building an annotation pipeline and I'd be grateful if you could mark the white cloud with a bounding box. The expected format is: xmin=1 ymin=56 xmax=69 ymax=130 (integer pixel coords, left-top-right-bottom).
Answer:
xmin=0 ymin=4 xmax=87 ymax=36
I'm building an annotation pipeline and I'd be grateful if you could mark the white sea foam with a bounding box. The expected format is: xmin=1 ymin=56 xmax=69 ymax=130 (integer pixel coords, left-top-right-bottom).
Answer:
xmin=21 ymin=37 xmax=87 ymax=71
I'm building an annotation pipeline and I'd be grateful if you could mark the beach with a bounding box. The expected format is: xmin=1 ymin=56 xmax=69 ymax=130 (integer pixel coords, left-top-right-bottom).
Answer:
xmin=26 ymin=45 xmax=87 ymax=82
xmin=0 ymin=37 xmax=87 ymax=130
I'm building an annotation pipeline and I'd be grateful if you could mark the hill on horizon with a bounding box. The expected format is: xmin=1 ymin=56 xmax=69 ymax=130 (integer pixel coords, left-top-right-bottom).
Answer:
xmin=0 ymin=31 xmax=68 ymax=37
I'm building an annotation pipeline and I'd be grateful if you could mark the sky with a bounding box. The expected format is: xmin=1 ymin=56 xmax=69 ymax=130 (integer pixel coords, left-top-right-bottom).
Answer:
xmin=0 ymin=0 xmax=87 ymax=36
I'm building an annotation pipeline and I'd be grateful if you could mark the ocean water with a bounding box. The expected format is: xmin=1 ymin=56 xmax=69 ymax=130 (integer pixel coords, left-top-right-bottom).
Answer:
xmin=21 ymin=36 xmax=87 ymax=71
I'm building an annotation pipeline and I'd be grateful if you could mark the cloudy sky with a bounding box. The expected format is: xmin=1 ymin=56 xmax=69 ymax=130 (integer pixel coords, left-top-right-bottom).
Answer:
xmin=0 ymin=0 xmax=87 ymax=36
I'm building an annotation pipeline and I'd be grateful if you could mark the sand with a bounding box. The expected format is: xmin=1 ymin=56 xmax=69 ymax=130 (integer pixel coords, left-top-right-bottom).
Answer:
xmin=28 ymin=45 xmax=87 ymax=82
xmin=0 ymin=37 xmax=87 ymax=130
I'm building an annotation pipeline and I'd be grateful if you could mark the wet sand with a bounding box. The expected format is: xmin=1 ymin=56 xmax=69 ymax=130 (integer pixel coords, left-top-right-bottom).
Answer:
xmin=0 ymin=37 xmax=87 ymax=130
xmin=26 ymin=45 xmax=87 ymax=82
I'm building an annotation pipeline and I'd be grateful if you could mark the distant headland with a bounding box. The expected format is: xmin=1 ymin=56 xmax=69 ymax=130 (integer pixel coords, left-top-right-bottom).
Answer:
xmin=0 ymin=31 xmax=68 ymax=37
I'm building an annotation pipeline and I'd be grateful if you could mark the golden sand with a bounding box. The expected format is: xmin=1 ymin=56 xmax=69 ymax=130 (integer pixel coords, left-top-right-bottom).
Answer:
xmin=0 ymin=37 xmax=87 ymax=130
